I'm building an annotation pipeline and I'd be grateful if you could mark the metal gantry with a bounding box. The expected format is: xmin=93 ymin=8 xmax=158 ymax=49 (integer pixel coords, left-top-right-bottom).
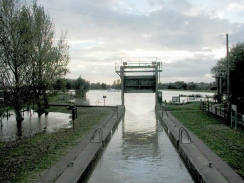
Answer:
xmin=212 ymin=69 xmax=226 ymax=102
xmin=115 ymin=57 xmax=162 ymax=106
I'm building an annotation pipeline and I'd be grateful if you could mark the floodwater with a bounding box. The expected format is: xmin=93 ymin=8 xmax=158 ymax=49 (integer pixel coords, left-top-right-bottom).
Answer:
xmin=0 ymin=90 xmax=213 ymax=142
xmin=87 ymin=92 xmax=194 ymax=183
xmin=87 ymin=89 xmax=214 ymax=106
xmin=0 ymin=110 xmax=71 ymax=141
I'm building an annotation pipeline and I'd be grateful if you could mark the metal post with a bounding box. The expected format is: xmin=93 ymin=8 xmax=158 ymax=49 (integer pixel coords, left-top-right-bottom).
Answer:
xmin=121 ymin=66 xmax=124 ymax=106
xmin=226 ymin=34 xmax=230 ymax=101
xmin=103 ymin=96 xmax=106 ymax=106
xmin=231 ymin=107 xmax=233 ymax=128
xmin=117 ymin=106 xmax=118 ymax=118
xmin=72 ymin=107 xmax=76 ymax=131
xmin=155 ymin=64 xmax=158 ymax=107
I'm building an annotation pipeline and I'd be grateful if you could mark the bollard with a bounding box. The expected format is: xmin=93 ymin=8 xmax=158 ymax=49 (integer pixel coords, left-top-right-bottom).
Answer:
xmin=117 ymin=106 xmax=118 ymax=118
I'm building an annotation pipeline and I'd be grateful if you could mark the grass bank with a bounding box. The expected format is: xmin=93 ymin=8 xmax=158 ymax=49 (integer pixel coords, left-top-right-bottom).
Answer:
xmin=164 ymin=102 xmax=244 ymax=178
xmin=0 ymin=106 xmax=111 ymax=182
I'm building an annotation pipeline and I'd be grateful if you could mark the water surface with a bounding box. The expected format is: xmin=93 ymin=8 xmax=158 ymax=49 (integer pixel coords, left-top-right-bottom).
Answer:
xmin=87 ymin=93 xmax=194 ymax=183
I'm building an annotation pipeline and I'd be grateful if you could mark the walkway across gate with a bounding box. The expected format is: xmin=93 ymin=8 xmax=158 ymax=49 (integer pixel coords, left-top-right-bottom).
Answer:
xmin=115 ymin=57 xmax=162 ymax=106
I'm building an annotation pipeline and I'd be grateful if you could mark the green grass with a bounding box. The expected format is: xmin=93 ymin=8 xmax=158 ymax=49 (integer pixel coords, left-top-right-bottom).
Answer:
xmin=48 ymin=92 xmax=74 ymax=104
xmin=161 ymin=89 xmax=216 ymax=93
xmin=165 ymin=102 xmax=244 ymax=178
xmin=0 ymin=107 xmax=110 ymax=182
xmin=164 ymin=101 xmax=201 ymax=111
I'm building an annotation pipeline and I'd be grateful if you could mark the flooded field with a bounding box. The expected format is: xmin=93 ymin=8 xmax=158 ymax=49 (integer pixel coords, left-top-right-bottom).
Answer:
xmin=0 ymin=110 xmax=71 ymax=141
xmin=0 ymin=89 xmax=213 ymax=143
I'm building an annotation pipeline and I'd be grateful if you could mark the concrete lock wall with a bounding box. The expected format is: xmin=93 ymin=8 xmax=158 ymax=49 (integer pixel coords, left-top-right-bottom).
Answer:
xmin=155 ymin=106 xmax=241 ymax=183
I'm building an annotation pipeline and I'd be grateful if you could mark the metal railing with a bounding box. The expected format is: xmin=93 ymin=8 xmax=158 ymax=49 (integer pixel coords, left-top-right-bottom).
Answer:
xmin=95 ymin=99 xmax=105 ymax=106
xmin=179 ymin=127 xmax=191 ymax=143
xmin=90 ymin=128 xmax=103 ymax=143
xmin=200 ymin=102 xmax=244 ymax=127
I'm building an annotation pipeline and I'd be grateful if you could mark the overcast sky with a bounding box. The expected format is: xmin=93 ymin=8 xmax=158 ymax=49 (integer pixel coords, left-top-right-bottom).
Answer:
xmin=30 ymin=0 xmax=244 ymax=84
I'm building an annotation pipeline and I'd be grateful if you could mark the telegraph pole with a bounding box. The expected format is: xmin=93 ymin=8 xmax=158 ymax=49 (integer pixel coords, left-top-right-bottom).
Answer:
xmin=226 ymin=34 xmax=230 ymax=101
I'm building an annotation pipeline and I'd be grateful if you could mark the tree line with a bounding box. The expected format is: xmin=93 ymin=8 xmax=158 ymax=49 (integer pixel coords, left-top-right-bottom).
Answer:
xmin=54 ymin=78 xmax=215 ymax=91
xmin=158 ymin=81 xmax=216 ymax=90
xmin=0 ymin=0 xmax=69 ymax=124
xmin=53 ymin=78 xmax=121 ymax=91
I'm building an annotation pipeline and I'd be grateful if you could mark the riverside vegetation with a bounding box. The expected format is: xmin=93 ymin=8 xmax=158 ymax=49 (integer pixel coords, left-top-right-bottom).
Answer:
xmin=0 ymin=106 xmax=110 ymax=182
xmin=165 ymin=102 xmax=244 ymax=178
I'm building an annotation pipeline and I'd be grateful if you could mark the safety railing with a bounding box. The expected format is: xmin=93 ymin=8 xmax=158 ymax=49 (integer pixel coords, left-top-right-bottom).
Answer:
xmin=90 ymin=128 xmax=103 ymax=143
xmin=179 ymin=127 xmax=191 ymax=143
xmin=161 ymin=107 xmax=169 ymax=118
xmin=95 ymin=99 xmax=105 ymax=106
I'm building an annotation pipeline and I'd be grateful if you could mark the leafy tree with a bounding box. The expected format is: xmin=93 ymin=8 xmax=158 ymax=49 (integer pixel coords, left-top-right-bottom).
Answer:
xmin=158 ymin=82 xmax=168 ymax=89
xmin=112 ymin=79 xmax=121 ymax=89
xmin=0 ymin=0 xmax=69 ymax=123
xmin=174 ymin=81 xmax=187 ymax=90
xmin=66 ymin=80 xmax=72 ymax=90
xmin=90 ymin=82 xmax=100 ymax=89
xmin=53 ymin=78 xmax=67 ymax=92
xmin=0 ymin=0 xmax=33 ymax=123
xmin=74 ymin=76 xmax=89 ymax=97
xmin=229 ymin=43 xmax=244 ymax=102
xmin=211 ymin=42 xmax=244 ymax=105
xmin=187 ymin=82 xmax=198 ymax=90
xmin=167 ymin=83 xmax=177 ymax=89
xmin=101 ymin=83 xmax=107 ymax=89
xmin=30 ymin=3 xmax=69 ymax=111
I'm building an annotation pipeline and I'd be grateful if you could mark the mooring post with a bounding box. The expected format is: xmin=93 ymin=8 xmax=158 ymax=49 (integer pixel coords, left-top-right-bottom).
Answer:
xmin=121 ymin=66 xmax=125 ymax=106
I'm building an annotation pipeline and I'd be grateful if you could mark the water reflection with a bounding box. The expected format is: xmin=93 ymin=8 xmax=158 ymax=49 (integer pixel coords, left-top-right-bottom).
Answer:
xmin=121 ymin=118 xmax=159 ymax=161
xmin=0 ymin=110 xmax=71 ymax=141
xmin=87 ymin=93 xmax=193 ymax=183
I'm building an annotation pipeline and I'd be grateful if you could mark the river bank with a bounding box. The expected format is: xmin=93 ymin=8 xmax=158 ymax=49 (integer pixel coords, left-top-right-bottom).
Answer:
xmin=0 ymin=106 xmax=114 ymax=182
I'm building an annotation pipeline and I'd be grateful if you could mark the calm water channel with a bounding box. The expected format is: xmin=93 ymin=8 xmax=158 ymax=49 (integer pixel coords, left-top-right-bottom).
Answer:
xmin=87 ymin=92 xmax=195 ymax=183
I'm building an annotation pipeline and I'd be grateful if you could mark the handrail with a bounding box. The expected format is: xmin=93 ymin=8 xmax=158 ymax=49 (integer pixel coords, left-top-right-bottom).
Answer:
xmin=179 ymin=127 xmax=191 ymax=143
xmin=95 ymin=99 xmax=105 ymax=106
xmin=90 ymin=128 xmax=103 ymax=144
xmin=0 ymin=114 xmax=3 ymax=127
xmin=161 ymin=107 xmax=169 ymax=118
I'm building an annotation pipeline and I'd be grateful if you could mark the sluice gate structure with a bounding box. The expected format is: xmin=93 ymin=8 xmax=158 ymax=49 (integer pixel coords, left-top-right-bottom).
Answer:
xmin=115 ymin=57 xmax=162 ymax=106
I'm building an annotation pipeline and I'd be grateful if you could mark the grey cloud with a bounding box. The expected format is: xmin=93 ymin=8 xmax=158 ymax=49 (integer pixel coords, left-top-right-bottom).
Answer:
xmin=45 ymin=0 xmax=239 ymax=52
xmin=35 ymin=0 xmax=243 ymax=83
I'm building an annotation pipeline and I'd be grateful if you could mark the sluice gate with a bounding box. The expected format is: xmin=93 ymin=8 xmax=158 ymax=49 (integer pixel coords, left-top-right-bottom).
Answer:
xmin=115 ymin=57 xmax=162 ymax=105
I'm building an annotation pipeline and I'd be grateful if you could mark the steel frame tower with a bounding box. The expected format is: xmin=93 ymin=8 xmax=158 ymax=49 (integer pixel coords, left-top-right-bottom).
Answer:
xmin=115 ymin=57 xmax=162 ymax=106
